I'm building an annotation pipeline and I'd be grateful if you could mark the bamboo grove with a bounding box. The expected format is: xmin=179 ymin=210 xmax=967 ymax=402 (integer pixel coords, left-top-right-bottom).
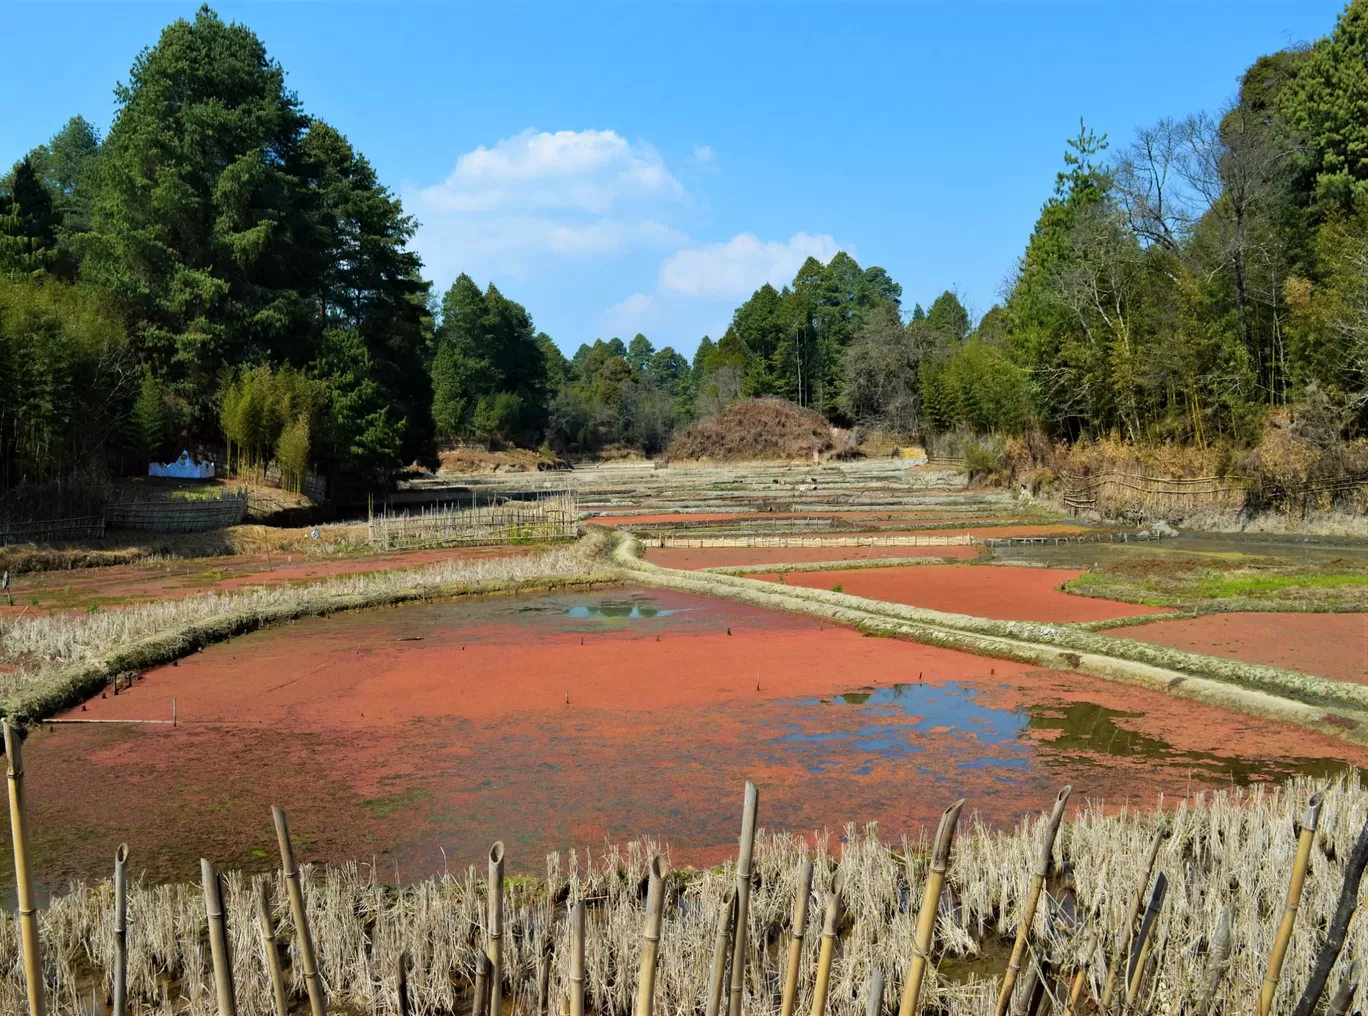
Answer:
xmin=4 ymin=730 xmax=1368 ymax=1016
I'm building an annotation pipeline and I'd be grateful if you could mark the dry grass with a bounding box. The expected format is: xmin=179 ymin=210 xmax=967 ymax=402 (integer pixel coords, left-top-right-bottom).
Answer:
xmin=3 ymin=776 xmax=1364 ymax=1016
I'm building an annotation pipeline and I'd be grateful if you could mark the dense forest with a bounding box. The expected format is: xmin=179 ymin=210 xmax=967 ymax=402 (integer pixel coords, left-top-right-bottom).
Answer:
xmin=6 ymin=2 xmax=1368 ymax=497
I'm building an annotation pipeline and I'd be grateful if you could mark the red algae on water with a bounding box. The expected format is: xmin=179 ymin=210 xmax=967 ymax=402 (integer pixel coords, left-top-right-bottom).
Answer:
xmin=6 ymin=587 xmax=1356 ymax=895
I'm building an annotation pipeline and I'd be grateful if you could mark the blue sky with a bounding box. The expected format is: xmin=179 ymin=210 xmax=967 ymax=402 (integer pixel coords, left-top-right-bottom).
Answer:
xmin=4 ymin=1 xmax=1347 ymax=359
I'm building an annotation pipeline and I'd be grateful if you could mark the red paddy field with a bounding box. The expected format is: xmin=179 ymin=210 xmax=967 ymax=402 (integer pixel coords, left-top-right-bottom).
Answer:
xmin=756 ymin=565 xmax=1171 ymax=623
xmin=0 ymin=544 xmax=530 ymax=617
xmin=1109 ymin=612 xmax=1368 ymax=685
xmin=8 ymin=587 xmax=1354 ymax=894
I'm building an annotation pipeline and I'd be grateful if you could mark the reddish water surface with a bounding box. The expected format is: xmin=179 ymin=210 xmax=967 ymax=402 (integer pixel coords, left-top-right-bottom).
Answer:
xmin=1109 ymin=612 xmax=1368 ymax=684
xmin=0 ymin=544 xmax=528 ymax=618
xmin=645 ymin=545 xmax=980 ymax=569
xmin=6 ymin=588 xmax=1353 ymax=895
xmin=755 ymin=565 xmax=1172 ymax=623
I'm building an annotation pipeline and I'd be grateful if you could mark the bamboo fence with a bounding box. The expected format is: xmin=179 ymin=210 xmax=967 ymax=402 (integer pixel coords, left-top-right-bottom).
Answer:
xmin=1060 ymin=472 xmax=1248 ymax=518
xmin=367 ymin=494 xmax=580 ymax=550
xmin=0 ymin=515 xmax=105 ymax=545
xmin=103 ymin=490 xmax=249 ymax=534
xmin=3 ymin=773 xmax=1368 ymax=1016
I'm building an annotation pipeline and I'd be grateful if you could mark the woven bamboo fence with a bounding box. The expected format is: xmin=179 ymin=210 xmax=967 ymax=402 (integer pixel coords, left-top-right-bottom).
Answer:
xmin=1061 ymin=471 xmax=1248 ymax=518
xmin=368 ymin=493 xmax=580 ymax=550
xmin=103 ymin=489 xmax=249 ymax=533
xmin=0 ymin=514 xmax=106 ymax=545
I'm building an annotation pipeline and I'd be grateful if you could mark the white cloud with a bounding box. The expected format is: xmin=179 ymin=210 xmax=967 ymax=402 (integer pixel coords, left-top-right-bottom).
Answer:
xmin=416 ymin=129 xmax=686 ymax=217
xmin=658 ymin=232 xmax=841 ymax=299
xmin=616 ymin=293 xmax=655 ymax=315
xmin=692 ymin=143 xmax=715 ymax=165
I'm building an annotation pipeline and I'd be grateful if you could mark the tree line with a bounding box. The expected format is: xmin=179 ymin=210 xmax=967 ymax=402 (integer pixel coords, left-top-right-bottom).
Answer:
xmin=6 ymin=2 xmax=1368 ymax=499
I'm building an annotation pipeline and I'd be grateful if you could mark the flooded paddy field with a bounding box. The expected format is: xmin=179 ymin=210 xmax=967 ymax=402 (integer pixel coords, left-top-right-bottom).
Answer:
xmin=1109 ymin=611 xmax=1368 ymax=684
xmin=645 ymin=544 xmax=979 ymax=569
xmin=755 ymin=564 xmax=1171 ymax=622
xmin=8 ymin=586 xmax=1356 ymax=897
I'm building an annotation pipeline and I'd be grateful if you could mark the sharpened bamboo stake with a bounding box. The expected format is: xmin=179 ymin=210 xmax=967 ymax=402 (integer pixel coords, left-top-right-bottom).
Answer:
xmin=113 ymin=843 xmax=129 ymax=1016
xmin=272 ymin=805 xmax=327 ymax=1016
xmin=1260 ymin=792 xmax=1325 ymax=1016
xmin=809 ymin=888 xmax=843 ymax=1016
xmin=708 ymin=890 xmax=739 ymax=1016
xmin=1101 ymin=824 xmax=1169 ymax=1012
xmin=202 ymin=859 xmax=238 ymax=1016
xmin=780 ymin=860 xmax=814 ymax=1016
xmin=996 ymin=785 xmax=1071 ymax=1016
xmin=256 ymin=881 xmax=289 ymax=1016
xmin=900 ymin=799 xmax=964 ymax=1016
xmin=570 ymin=900 xmax=586 ymax=1016
xmin=866 ymin=969 xmax=885 ymax=1016
xmin=488 ymin=841 xmax=506 ymax=1016
xmin=730 ymin=781 xmax=760 ymax=1016
xmin=635 ymin=854 xmax=668 ymax=1016
xmin=4 ymin=719 xmax=45 ymax=1016
xmin=1126 ymin=872 xmax=1168 ymax=1008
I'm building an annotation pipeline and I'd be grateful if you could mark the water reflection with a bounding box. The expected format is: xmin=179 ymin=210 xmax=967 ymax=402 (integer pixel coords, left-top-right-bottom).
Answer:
xmin=779 ymin=684 xmax=1349 ymax=786
xmin=565 ymin=600 xmax=680 ymax=619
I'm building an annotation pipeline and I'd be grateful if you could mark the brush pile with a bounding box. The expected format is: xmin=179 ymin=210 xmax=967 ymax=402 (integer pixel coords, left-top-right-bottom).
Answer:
xmin=669 ymin=401 xmax=842 ymax=463
xmin=2 ymin=774 xmax=1365 ymax=1015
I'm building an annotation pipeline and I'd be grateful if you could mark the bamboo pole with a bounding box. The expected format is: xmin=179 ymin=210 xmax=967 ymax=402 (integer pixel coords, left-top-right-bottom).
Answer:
xmin=899 ymin=799 xmax=964 ymax=1016
xmin=1062 ymin=927 xmax=1098 ymax=1016
xmin=472 ymin=953 xmax=490 ymax=1016
xmin=780 ymin=861 xmax=814 ymax=1016
xmin=729 ymin=781 xmax=760 ymax=1016
xmin=570 ymin=900 xmax=586 ymax=1016
xmin=866 ymin=969 xmax=885 ymax=1016
xmin=256 ymin=880 xmax=289 ymax=1016
xmin=995 ymin=786 xmax=1071 ymax=1016
xmin=1196 ymin=903 xmax=1236 ymax=1016
xmin=202 ymin=858 xmax=238 ymax=1016
xmin=113 ymin=843 xmax=129 ymax=1016
xmin=537 ymin=936 xmax=553 ymax=1016
xmin=1260 ymin=792 xmax=1326 ymax=1016
xmin=4 ymin=719 xmax=45 ymax=1016
xmin=1294 ymin=808 xmax=1368 ymax=1016
xmin=488 ymin=841 xmax=506 ymax=1016
xmin=1100 ymin=824 xmax=1169 ymax=1012
xmin=1125 ymin=872 xmax=1168 ymax=1008
xmin=634 ymin=854 xmax=669 ymax=1016
xmin=707 ymin=891 xmax=739 ymax=1016
xmin=398 ymin=950 xmax=412 ymax=1016
xmin=809 ymin=888 xmax=843 ymax=1016
xmin=272 ymin=805 xmax=327 ymax=1016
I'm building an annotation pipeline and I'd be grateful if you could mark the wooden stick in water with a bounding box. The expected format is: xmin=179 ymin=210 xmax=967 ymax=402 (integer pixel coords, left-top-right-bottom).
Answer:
xmin=809 ymin=887 xmax=843 ymax=1016
xmin=113 ymin=843 xmax=129 ymax=1016
xmin=996 ymin=786 xmax=1071 ymax=1016
xmin=1260 ymin=792 xmax=1325 ymax=1016
xmin=489 ymin=842 xmax=506 ymax=1016
xmin=256 ymin=880 xmax=290 ymax=1016
xmin=1062 ymin=925 xmax=1099 ymax=1016
xmin=730 ymin=781 xmax=760 ymax=1016
xmin=202 ymin=858 xmax=238 ymax=1016
xmin=1196 ymin=903 xmax=1236 ymax=1016
xmin=272 ymin=805 xmax=327 ymax=1016
xmin=5 ymin=720 xmax=45 ymax=1016
xmin=899 ymin=799 xmax=964 ymax=1016
xmin=398 ymin=950 xmax=412 ymax=1016
xmin=1327 ymin=959 xmax=1361 ymax=1016
xmin=570 ymin=900 xmax=586 ymax=1016
xmin=780 ymin=861 xmax=814 ymax=1016
xmin=634 ymin=854 xmax=669 ymax=1016
xmin=472 ymin=953 xmax=490 ymax=1016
